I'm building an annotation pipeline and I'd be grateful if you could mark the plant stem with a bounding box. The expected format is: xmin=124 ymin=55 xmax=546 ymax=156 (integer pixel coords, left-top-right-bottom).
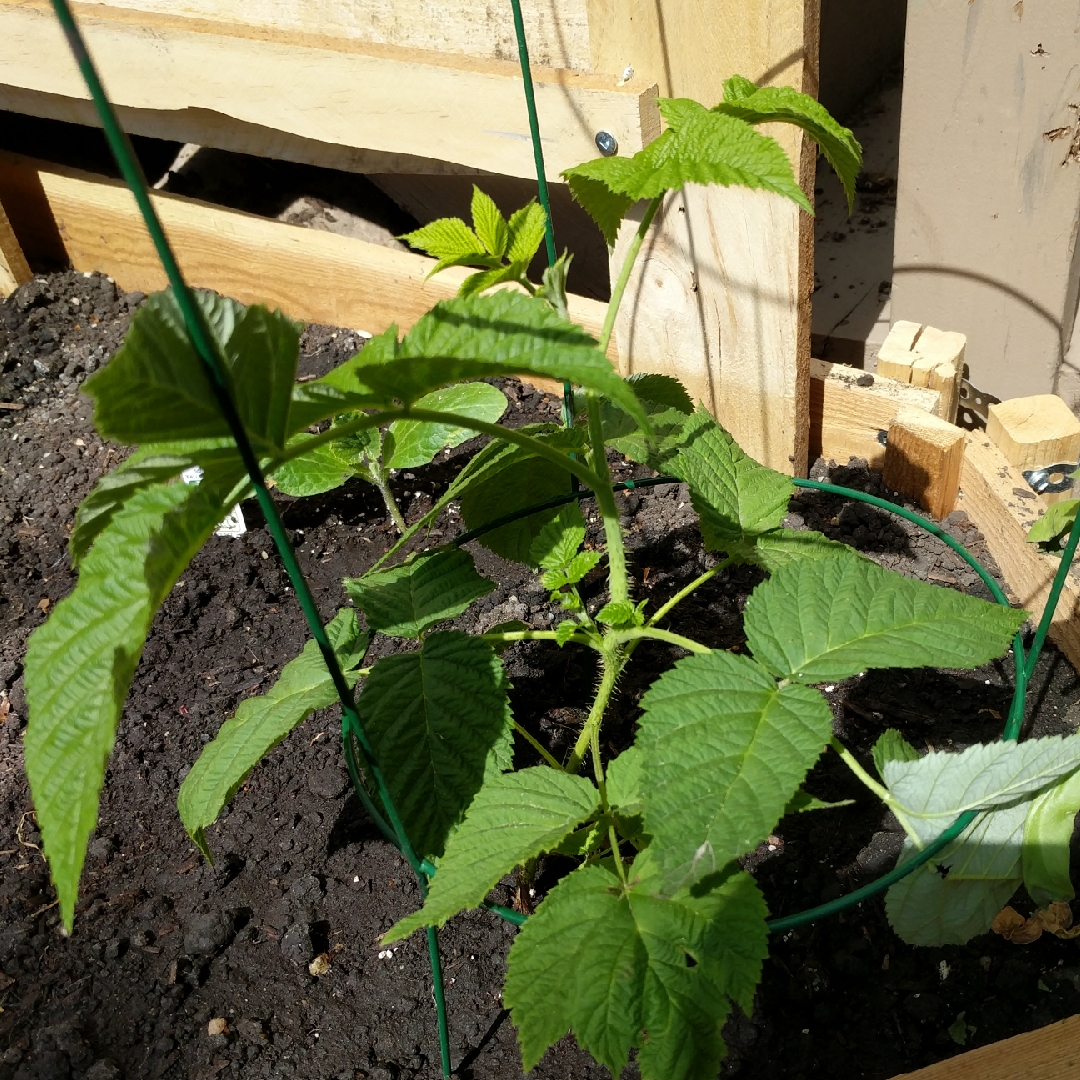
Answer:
xmin=513 ymin=721 xmax=565 ymax=770
xmin=566 ymin=647 xmax=623 ymax=774
xmin=644 ymin=560 xmax=732 ymax=629
xmin=586 ymin=392 xmax=630 ymax=606
xmin=613 ymin=627 xmax=712 ymax=654
xmin=369 ymin=459 xmax=408 ymax=534
xmin=598 ymin=195 xmax=662 ymax=355
xmin=829 ymin=737 xmax=922 ymax=847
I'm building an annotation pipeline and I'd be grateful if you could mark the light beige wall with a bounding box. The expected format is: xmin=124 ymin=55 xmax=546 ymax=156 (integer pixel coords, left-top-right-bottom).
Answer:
xmin=891 ymin=0 xmax=1080 ymax=405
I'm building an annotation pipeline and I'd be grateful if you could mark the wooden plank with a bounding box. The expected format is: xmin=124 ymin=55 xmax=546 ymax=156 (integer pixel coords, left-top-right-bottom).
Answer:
xmin=0 ymin=155 xmax=613 ymax=371
xmin=891 ymin=1 xmax=1080 ymax=405
xmin=875 ymin=321 xmax=965 ymax=424
xmin=986 ymin=394 xmax=1080 ymax=472
xmin=882 ymin=404 xmax=964 ymax=520
xmin=0 ymin=0 xmax=659 ymax=182
xmin=890 ymin=1012 xmax=1080 ymax=1080
xmin=589 ymin=0 xmax=819 ymax=474
xmin=0 ymin=195 xmax=31 ymax=297
xmin=809 ymin=358 xmax=940 ymax=469
xmin=82 ymin=0 xmax=594 ymax=71
xmin=958 ymin=433 xmax=1080 ymax=672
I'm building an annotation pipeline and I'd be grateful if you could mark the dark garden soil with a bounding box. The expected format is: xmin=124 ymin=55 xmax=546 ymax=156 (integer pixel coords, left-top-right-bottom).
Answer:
xmin=2 ymin=271 xmax=1080 ymax=1080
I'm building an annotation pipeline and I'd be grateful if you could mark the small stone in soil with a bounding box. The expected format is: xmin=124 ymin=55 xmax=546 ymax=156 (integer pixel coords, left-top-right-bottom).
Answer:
xmin=280 ymin=922 xmax=311 ymax=964
xmin=183 ymin=911 xmax=233 ymax=956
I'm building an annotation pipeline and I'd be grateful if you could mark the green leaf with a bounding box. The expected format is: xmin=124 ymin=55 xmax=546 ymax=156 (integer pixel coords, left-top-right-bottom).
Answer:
xmin=25 ymin=475 xmax=239 ymax=928
xmin=84 ymin=291 xmax=299 ymax=450
xmin=886 ymin=802 xmax=1028 ymax=946
xmin=506 ymin=201 xmax=548 ymax=264
xmin=555 ymin=620 xmax=580 ymax=646
xmin=351 ymin=292 xmax=648 ymax=429
xmin=597 ymin=600 xmax=646 ymax=627
xmin=747 ymin=528 xmax=859 ymax=572
xmin=1023 ymin=768 xmax=1080 ymax=905
xmin=1027 ymin=498 xmax=1080 ymax=548
xmin=882 ymin=735 xmax=1080 ymax=846
xmin=504 ymin=861 xmax=769 ymax=1080
xmin=386 ymin=382 xmax=507 ymax=469
xmin=273 ymin=433 xmax=358 ymax=497
xmin=459 ymin=432 xmax=584 ymax=563
xmin=224 ymin=304 xmax=302 ymax=449
xmin=658 ymin=407 xmax=793 ymax=553
xmin=178 ymin=611 xmax=368 ymax=859
xmin=637 ymin=651 xmax=832 ymax=889
xmin=717 ymin=75 xmax=863 ymax=211
xmin=607 ymin=746 xmax=645 ymax=815
xmin=872 ymin=729 xmax=920 ymax=779
xmin=783 ymin=790 xmax=855 ymax=814
xmin=744 ymin=554 xmax=1028 ymax=683
xmin=357 ymin=631 xmax=512 ymax=858
xmin=70 ymin=451 xmax=193 ymax=563
xmin=565 ymin=174 xmax=634 ymax=246
xmin=470 ymin=186 xmax=509 ymax=258
xmin=563 ymin=97 xmax=811 ymax=220
xmin=383 ymin=766 xmax=600 ymax=941
xmin=529 ymin=502 xmax=587 ymax=569
xmin=541 ymin=550 xmax=602 ymax=591
xmin=345 ymin=547 xmax=494 ymax=638
xmin=626 ymin=372 xmax=694 ymax=414
xmin=458 ymin=262 xmax=531 ymax=298
xmin=400 ymin=217 xmax=485 ymax=263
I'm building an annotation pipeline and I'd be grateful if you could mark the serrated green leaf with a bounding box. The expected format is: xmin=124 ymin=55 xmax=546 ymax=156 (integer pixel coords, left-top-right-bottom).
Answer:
xmin=504 ymin=861 xmax=768 ymax=1080
xmin=470 ymin=186 xmax=509 ymax=258
xmin=744 ymin=554 xmax=1028 ymax=683
xmin=717 ymin=75 xmax=862 ymax=212
xmin=565 ymin=173 xmax=634 ymax=246
xmin=555 ymin=620 xmax=580 ymax=646
xmin=607 ymin=746 xmax=645 ymax=815
xmin=84 ymin=291 xmax=299 ymax=450
xmin=458 ymin=262 xmax=531 ymax=298
xmin=25 ymin=474 xmax=240 ymax=928
xmin=529 ymin=502 xmax=587 ymax=569
xmin=345 ymin=547 xmax=494 ymax=638
xmin=563 ymin=97 xmax=811 ymax=219
xmin=506 ymin=201 xmax=548 ymax=264
xmin=657 ymin=407 xmax=793 ymax=553
xmin=597 ymin=600 xmax=645 ymax=627
xmin=783 ymin=789 xmax=854 ymax=814
xmin=1027 ymin=498 xmax=1080 ymax=548
xmin=883 ymin=735 xmax=1080 ymax=846
xmin=536 ymin=251 xmax=573 ymax=319
xmin=637 ymin=651 xmax=831 ymax=889
xmin=178 ymin=611 xmax=367 ymax=860
xmin=541 ymin=549 xmax=602 ymax=591
xmin=871 ymin=729 xmax=920 ymax=779
xmin=384 ymin=382 xmax=507 ymax=468
xmin=459 ymin=431 xmax=584 ymax=563
xmin=1023 ymin=768 xmax=1080 ymax=905
xmin=357 ymin=632 xmax=512 ymax=858
xmin=747 ymin=528 xmax=859 ymax=572
xmin=886 ymin=802 xmax=1027 ymax=946
xmin=349 ymin=293 xmax=648 ymax=429
xmin=383 ymin=767 xmax=600 ymax=942
xmin=286 ymin=349 xmax=387 ymax=433
xmin=273 ymin=433 xmax=357 ymax=496
xmin=400 ymin=217 xmax=486 ymax=263
xmin=626 ymin=372 xmax=694 ymax=414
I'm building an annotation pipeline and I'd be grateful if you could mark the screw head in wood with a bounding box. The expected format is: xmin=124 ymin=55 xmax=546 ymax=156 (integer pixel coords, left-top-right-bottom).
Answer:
xmin=594 ymin=130 xmax=618 ymax=157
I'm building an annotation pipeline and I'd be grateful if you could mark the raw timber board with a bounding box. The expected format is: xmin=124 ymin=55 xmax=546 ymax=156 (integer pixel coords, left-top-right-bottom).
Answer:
xmin=0 ymin=153 xmax=613 ymax=394
xmin=0 ymin=0 xmax=659 ymax=182
xmin=891 ymin=1012 xmax=1080 ymax=1080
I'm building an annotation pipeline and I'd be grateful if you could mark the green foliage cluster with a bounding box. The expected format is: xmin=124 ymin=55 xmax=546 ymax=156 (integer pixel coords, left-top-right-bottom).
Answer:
xmin=22 ymin=75 xmax=1080 ymax=1079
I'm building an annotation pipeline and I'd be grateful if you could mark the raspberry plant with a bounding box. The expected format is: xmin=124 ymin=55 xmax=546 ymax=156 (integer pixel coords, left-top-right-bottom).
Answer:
xmin=23 ymin=77 xmax=1080 ymax=1079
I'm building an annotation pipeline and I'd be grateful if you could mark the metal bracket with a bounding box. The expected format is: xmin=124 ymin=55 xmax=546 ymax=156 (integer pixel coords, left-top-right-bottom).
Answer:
xmin=956 ymin=378 xmax=1001 ymax=431
xmin=1023 ymin=464 xmax=1078 ymax=495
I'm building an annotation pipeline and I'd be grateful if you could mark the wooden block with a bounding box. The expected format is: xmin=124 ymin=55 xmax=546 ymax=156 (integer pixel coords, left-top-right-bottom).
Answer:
xmin=0 ymin=0 xmax=659 ymax=182
xmin=875 ymin=321 xmax=965 ymax=422
xmin=0 ymin=154 xmax=614 ymax=389
xmin=882 ymin=405 xmax=964 ymax=520
xmin=890 ymin=1009 xmax=1080 ymax=1080
xmin=0 ymin=196 xmax=31 ymax=297
xmin=958 ymin=433 xmax=1080 ymax=672
xmin=986 ymin=394 xmax=1080 ymax=508
xmin=808 ymin=358 xmax=941 ymax=469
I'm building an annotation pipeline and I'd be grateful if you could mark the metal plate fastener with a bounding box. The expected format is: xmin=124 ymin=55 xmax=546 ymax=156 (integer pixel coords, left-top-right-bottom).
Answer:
xmin=1023 ymin=464 xmax=1078 ymax=495
xmin=594 ymin=130 xmax=618 ymax=156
